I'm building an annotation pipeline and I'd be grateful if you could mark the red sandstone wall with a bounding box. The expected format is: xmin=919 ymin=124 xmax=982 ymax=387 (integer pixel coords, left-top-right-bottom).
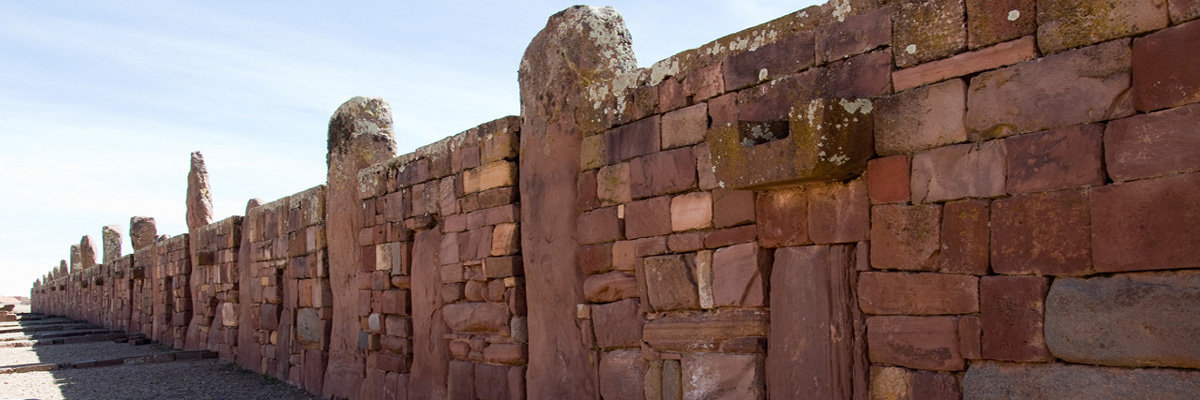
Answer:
xmin=28 ymin=0 xmax=1200 ymax=399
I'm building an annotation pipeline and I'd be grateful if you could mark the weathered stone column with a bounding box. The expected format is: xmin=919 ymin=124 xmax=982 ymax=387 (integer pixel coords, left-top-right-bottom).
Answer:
xmin=79 ymin=236 xmax=98 ymax=268
xmin=184 ymin=151 xmax=214 ymax=351
xmin=236 ymin=198 xmax=262 ymax=371
xmin=323 ymin=97 xmax=396 ymax=399
xmin=518 ymin=6 xmax=637 ymax=399
xmin=102 ymin=225 xmax=122 ymax=264
xmin=130 ymin=217 xmax=157 ymax=251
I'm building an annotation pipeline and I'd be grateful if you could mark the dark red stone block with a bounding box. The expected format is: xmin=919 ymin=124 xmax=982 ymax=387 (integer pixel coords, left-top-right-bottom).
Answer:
xmin=755 ymin=189 xmax=809 ymax=248
xmin=1092 ymin=173 xmax=1200 ymax=272
xmin=990 ymin=189 xmax=1091 ymax=276
xmin=981 ymin=275 xmax=1051 ymax=362
xmin=628 ymin=148 xmax=697 ymax=199
xmin=1004 ymin=124 xmax=1104 ymax=194
xmin=1105 ymin=103 xmax=1200 ymax=182
xmin=605 ymin=116 xmax=661 ymax=164
xmin=625 ymin=196 xmax=671 ymax=239
xmin=939 ymin=199 xmax=990 ymax=275
xmin=867 ymin=155 xmax=910 ymax=204
xmin=723 ymin=31 xmax=815 ymax=90
xmin=870 ymin=204 xmax=941 ymax=270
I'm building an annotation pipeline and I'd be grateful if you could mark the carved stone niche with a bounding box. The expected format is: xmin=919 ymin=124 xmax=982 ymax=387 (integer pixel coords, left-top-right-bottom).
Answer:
xmin=706 ymin=97 xmax=874 ymax=189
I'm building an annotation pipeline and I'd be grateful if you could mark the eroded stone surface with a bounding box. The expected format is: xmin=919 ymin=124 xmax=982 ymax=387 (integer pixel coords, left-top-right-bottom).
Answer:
xmin=963 ymin=361 xmax=1200 ymax=399
xmin=130 ymin=216 xmax=157 ymax=251
xmin=187 ymin=151 xmax=214 ymax=231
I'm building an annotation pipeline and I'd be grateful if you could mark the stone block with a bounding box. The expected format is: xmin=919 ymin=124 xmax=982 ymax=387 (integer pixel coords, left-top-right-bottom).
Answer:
xmin=858 ymin=272 xmax=979 ymax=315
xmin=1037 ymin=0 xmax=1167 ymax=54
xmin=755 ymin=188 xmax=809 ymax=247
xmin=966 ymin=0 xmax=1036 ymax=48
xmin=816 ymin=7 xmax=891 ymax=63
xmin=642 ymin=255 xmax=699 ymax=311
xmin=474 ymin=363 xmax=514 ymax=400
xmin=583 ymin=271 xmax=638 ymax=303
xmin=662 ymin=104 xmax=709 ymax=149
xmin=1092 ymin=173 xmax=1200 ymax=272
xmin=938 ymin=199 xmax=990 ymax=275
xmin=681 ymin=353 xmax=764 ymax=400
xmin=1105 ymin=103 xmax=1200 ymax=182
xmin=592 ymin=298 xmax=642 ymax=349
xmin=875 ymin=79 xmax=967 ymax=156
xmin=629 ymin=148 xmax=697 ymax=199
xmin=626 ymin=196 xmax=671 ymax=239
xmin=990 ymin=189 xmax=1091 ymax=276
xmin=870 ymin=204 xmax=941 ymax=270
xmin=658 ymin=78 xmax=686 ymax=113
xmin=1046 ymin=271 xmax=1200 ymax=369
xmin=1005 ymin=124 xmax=1104 ymax=194
xmin=606 ymin=116 xmax=661 ymax=164
xmin=581 ymin=133 xmax=606 ymax=170
xmin=768 ymin=245 xmax=857 ymax=400
xmin=579 ymin=243 xmax=612 ymax=276
xmin=895 ymin=36 xmax=1037 ymax=91
xmin=596 ymin=162 xmax=630 ymax=206
xmin=807 ymin=179 xmax=869 ymax=244
xmin=682 ymin=63 xmax=723 ymax=102
xmin=867 ymin=155 xmax=910 ymax=204
xmin=962 ymin=361 xmax=1200 ymax=399
xmin=704 ymin=225 xmax=757 ymax=249
xmin=130 ymin=216 xmax=157 ymax=251
xmin=959 ymin=315 xmax=982 ymax=360
xmin=981 ymin=275 xmax=1050 ymax=362
xmin=711 ymin=189 xmax=754 ymax=228
xmin=442 ymin=302 xmax=508 ymax=333
xmin=670 ymin=192 xmax=712 ymax=232
xmin=1172 ymin=0 xmax=1200 ymax=22
xmin=490 ymin=223 xmax=519 ymax=257
xmin=893 ymin=0 xmax=967 ymax=68
xmin=867 ymin=316 xmax=963 ymax=371
xmin=870 ymin=367 xmax=962 ymax=400
xmin=694 ymin=143 xmax=717 ymax=190
xmin=642 ymin=309 xmax=767 ymax=353
xmin=577 ymin=207 xmax=622 ymax=245
xmin=722 ymin=31 xmax=814 ymax=90
xmin=910 ymin=141 xmax=1006 ymax=203
xmin=966 ymin=39 xmax=1133 ymax=139
xmin=706 ymin=97 xmax=873 ymax=190
xmin=711 ymin=243 xmax=771 ymax=308
xmin=595 ymin=350 xmax=645 ymax=400
xmin=448 ymin=360 xmax=475 ymax=399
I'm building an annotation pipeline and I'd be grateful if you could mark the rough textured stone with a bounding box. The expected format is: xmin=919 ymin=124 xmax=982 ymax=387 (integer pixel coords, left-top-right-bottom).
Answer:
xmin=101 ymin=225 xmax=122 ymax=264
xmin=867 ymin=155 xmax=910 ymax=205
xmin=706 ymin=97 xmax=874 ymax=190
xmin=938 ymin=199 xmax=990 ymax=275
xmin=642 ymin=309 xmax=767 ymax=353
xmin=187 ymin=151 xmax=214 ymax=231
xmin=670 ymin=192 xmax=712 ymax=232
xmin=870 ymin=204 xmax=941 ymax=270
xmin=577 ymin=206 xmax=622 ymax=245
xmin=662 ymin=104 xmax=708 ymax=150
xmin=599 ymin=349 xmax=646 ymax=400
xmin=711 ymin=243 xmax=770 ymax=308
xmin=1105 ymin=103 xmax=1200 ymax=182
xmin=893 ymin=0 xmax=967 ymax=68
xmin=981 ymin=275 xmax=1050 ymax=362
xmin=894 ymin=36 xmax=1037 ymax=92
xmin=722 ymin=31 xmax=815 ymax=90
xmin=1172 ymin=0 xmax=1200 ymax=22
xmin=1046 ymin=271 xmax=1200 ymax=368
xmin=875 ymin=79 xmax=967 ymax=155
xmin=1038 ymin=0 xmax=1167 ymax=54
xmin=591 ymin=298 xmax=641 ymax=349
xmin=816 ymin=7 xmax=891 ymax=63
xmin=78 ymin=235 xmax=97 ymax=268
xmin=606 ymin=116 xmax=661 ymax=164
xmin=629 ymin=148 xmax=697 ymax=198
xmin=711 ymin=189 xmax=754 ymax=228
xmin=1092 ymin=173 xmax=1200 ymax=272
xmin=966 ymin=0 xmax=1036 ymax=48
xmin=990 ymin=189 xmax=1091 ymax=276
xmin=963 ymin=361 xmax=1200 ymax=399
xmin=642 ymin=255 xmax=699 ymax=311
xmin=858 ymin=272 xmax=979 ymax=315
xmin=626 ymin=196 xmax=671 ymax=239
xmin=755 ymin=188 xmax=809 ymax=248
xmin=768 ymin=245 xmax=861 ymax=400
xmin=910 ymin=141 xmax=1006 ymax=203
xmin=682 ymin=353 xmax=763 ymax=400
xmin=1137 ymin=16 xmax=1200 ymax=111
xmin=966 ymin=39 xmax=1133 ymax=139
xmin=325 ymin=96 xmax=397 ymax=400
xmin=867 ymin=316 xmax=963 ymax=371
xmin=1004 ymin=124 xmax=1104 ymax=194
xmin=130 ymin=216 xmax=157 ymax=251
xmin=808 ymin=179 xmax=868 ymax=244
xmin=583 ymin=271 xmax=638 ymax=303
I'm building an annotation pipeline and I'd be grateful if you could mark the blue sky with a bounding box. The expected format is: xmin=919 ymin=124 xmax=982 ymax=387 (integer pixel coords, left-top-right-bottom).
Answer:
xmin=0 ymin=1 xmax=821 ymax=296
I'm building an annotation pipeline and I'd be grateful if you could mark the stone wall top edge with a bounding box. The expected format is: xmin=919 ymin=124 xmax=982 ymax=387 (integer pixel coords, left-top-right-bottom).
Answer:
xmin=249 ymin=184 xmax=327 ymax=214
xmin=360 ymin=115 xmax=521 ymax=180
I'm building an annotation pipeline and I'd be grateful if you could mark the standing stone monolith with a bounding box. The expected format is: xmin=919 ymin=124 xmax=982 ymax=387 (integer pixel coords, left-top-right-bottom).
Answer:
xmin=79 ymin=236 xmax=97 ymax=268
xmin=186 ymin=151 xmax=213 ymax=230
xmin=236 ymin=198 xmax=263 ymax=372
xmin=102 ymin=225 xmax=122 ymax=264
xmin=323 ymin=97 xmax=396 ymax=400
xmin=518 ymin=6 xmax=637 ymax=399
xmin=130 ymin=217 xmax=157 ymax=251
xmin=69 ymin=245 xmax=81 ymax=272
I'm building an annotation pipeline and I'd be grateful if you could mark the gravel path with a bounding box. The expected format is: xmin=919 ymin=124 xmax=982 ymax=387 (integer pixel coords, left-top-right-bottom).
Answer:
xmin=0 ymin=341 xmax=174 ymax=366
xmin=1 ymin=359 xmax=320 ymax=400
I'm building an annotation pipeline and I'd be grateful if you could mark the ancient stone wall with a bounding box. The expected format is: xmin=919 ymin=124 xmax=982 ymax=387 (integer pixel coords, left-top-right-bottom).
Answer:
xmin=29 ymin=0 xmax=1200 ymax=399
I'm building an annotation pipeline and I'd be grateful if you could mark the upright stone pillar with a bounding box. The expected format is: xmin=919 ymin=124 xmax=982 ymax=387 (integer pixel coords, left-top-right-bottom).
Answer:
xmin=186 ymin=151 xmax=214 ymax=230
xmin=102 ymin=225 xmax=122 ymax=264
xmin=79 ymin=236 xmax=98 ymax=268
xmin=236 ymin=198 xmax=262 ymax=371
xmin=70 ymin=245 xmax=81 ymax=272
xmin=518 ymin=6 xmax=637 ymax=399
xmin=323 ymin=97 xmax=396 ymax=399
xmin=130 ymin=217 xmax=157 ymax=251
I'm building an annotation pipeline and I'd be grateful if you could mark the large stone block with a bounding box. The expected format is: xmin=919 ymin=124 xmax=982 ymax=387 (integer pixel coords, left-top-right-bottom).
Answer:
xmin=1092 ymin=173 xmax=1200 ymax=272
xmin=1004 ymin=124 xmax=1104 ymax=194
xmin=1104 ymin=103 xmax=1200 ymax=182
xmin=442 ymin=302 xmax=508 ymax=333
xmin=966 ymin=39 xmax=1133 ymax=139
xmin=682 ymin=353 xmax=764 ymax=400
xmin=910 ymin=141 xmax=1006 ymax=203
xmin=577 ymin=207 xmax=622 ymax=245
xmin=867 ymin=155 xmax=910 ymax=205
xmin=893 ymin=37 xmax=1037 ymax=91
xmin=875 ymin=79 xmax=967 ymax=156
xmin=893 ymin=0 xmax=967 ymax=67
xmin=990 ymin=189 xmax=1091 ymax=276
xmin=1045 ymin=271 xmax=1200 ymax=368
xmin=599 ymin=349 xmax=646 ymax=400
xmin=1133 ymin=19 xmax=1200 ymax=111
xmin=706 ymin=97 xmax=873 ymax=190
xmin=867 ymin=316 xmax=963 ymax=371
xmin=963 ymin=361 xmax=1200 ymax=399
xmin=858 ymin=272 xmax=979 ymax=315
xmin=966 ymin=0 xmax=1036 ymax=48
xmin=582 ymin=271 xmax=638 ymax=304
xmin=629 ymin=148 xmax=697 ymax=198
xmin=711 ymin=189 xmax=754 ymax=228
xmin=1037 ymin=0 xmax=1167 ymax=54
xmin=755 ymin=188 xmax=809 ymax=248
xmin=642 ymin=255 xmax=699 ymax=311
xmin=870 ymin=204 xmax=941 ymax=270
xmin=981 ymin=275 xmax=1050 ymax=362
xmin=670 ymin=192 xmax=712 ymax=232
xmin=722 ymin=31 xmax=815 ymax=90
xmin=816 ymin=7 xmax=891 ymax=63
xmin=938 ymin=199 xmax=990 ymax=275
xmin=592 ymin=298 xmax=642 ymax=349
xmin=807 ymin=179 xmax=868 ymax=244
xmin=606 ymin=116 xmax=661 ymax=164
xmin=711 ymin=243 xmax=771 ymax=308
xmin=642 ymin=309 xmax=767 ymax=353
xmin=1172 ymin=0 xmax=1200 ymax=22
xmin=869 ymin=366 xmax=962 ymax=400
xmin=101 ymin=225 xmax=122 ymax=264
xmin=662 ymin=104 xmax=709 ymax=150
xmin=626 ymin=196 xmax=671 ymax=239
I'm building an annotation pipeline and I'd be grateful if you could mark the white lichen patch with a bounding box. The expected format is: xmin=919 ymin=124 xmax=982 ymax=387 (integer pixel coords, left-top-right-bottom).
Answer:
xmin=758 ymin=68 xmax=769 ymax=81
xmin=832 ymin=0 xmax=852 ymax=22
xmin=838 ymin=98 xmax=873 ymax=114
xmin=905 ymin=44 xmax=917 ymax=54
xmin=1007 ymin=10 xmax=1021 ymax=21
